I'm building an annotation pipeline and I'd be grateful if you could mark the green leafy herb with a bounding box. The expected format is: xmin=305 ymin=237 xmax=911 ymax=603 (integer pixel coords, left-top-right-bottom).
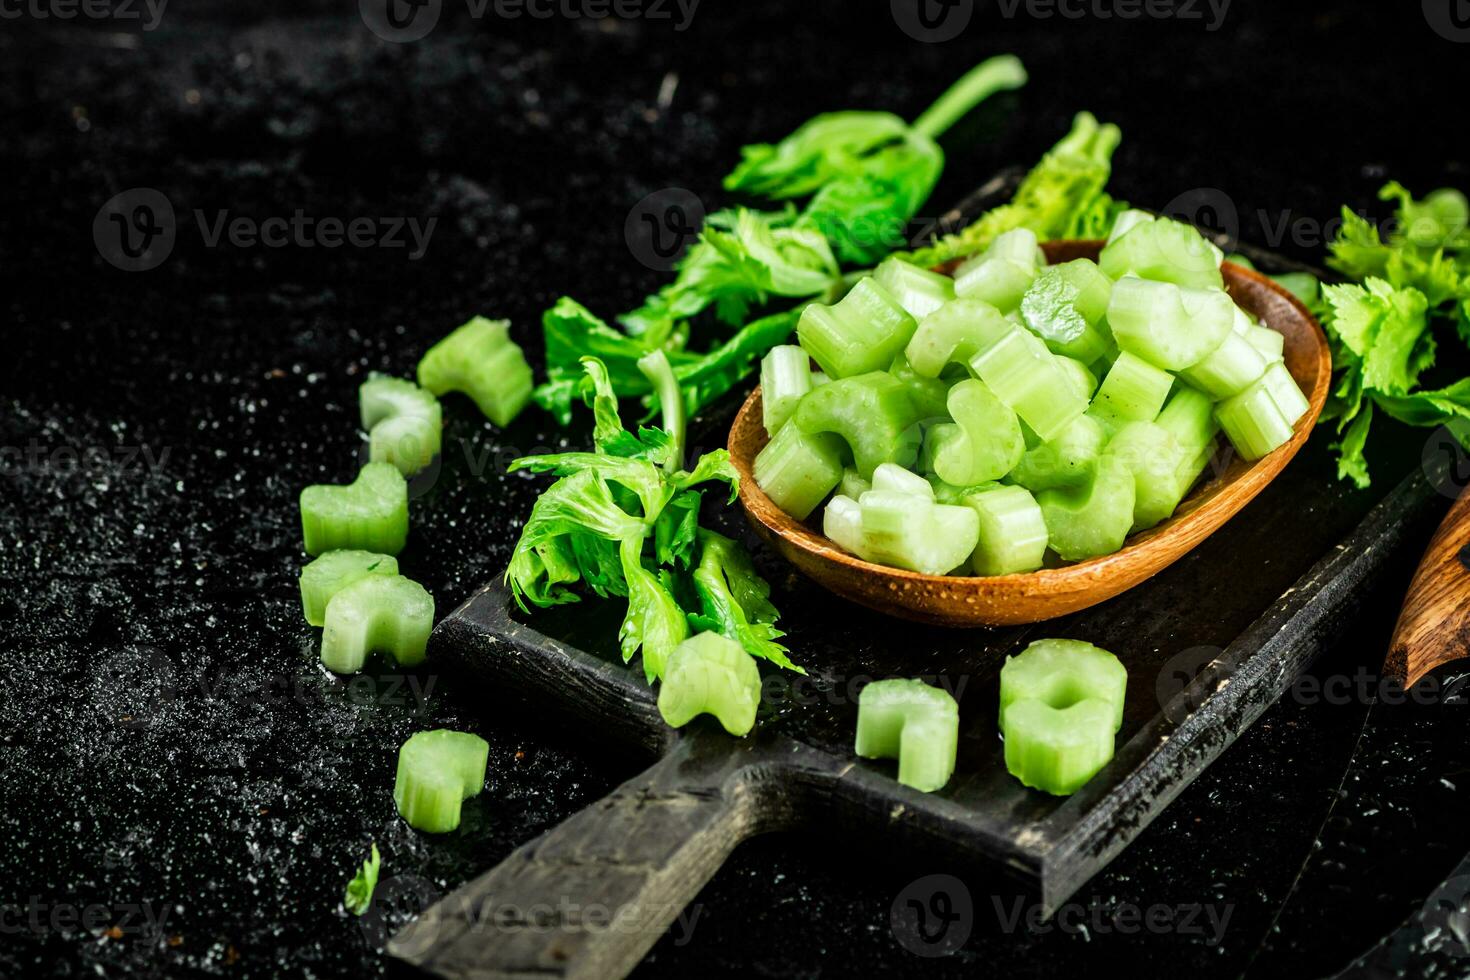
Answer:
xmin=343 ymin=843 xmax=381 ymax=917
xmin=688 ymin=530 xmax=802 ymax=674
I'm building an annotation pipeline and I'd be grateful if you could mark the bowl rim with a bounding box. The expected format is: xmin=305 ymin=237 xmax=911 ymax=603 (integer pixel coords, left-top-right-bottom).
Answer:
xmin=728 ymin=243 xmax=1333 ymax=598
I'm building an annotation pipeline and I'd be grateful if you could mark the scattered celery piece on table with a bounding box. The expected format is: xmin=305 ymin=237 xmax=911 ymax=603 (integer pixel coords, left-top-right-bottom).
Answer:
xmin=360 ymin=373 xmax=442 ymax=476
xmin=300 ymin=462 xmax=409 ymax=556
xmin=999 ymin=639 xmax=1127 ymax=796
xmin=299 ymin=550 xmax=399 ymax=627
xmin=854 ymin=678 xmax=960 ymax=793
xmin=320 ymin=574 xmax=434 ymax=674
xmin=656 ymin=632 xmax=762 ymax=737
xmin=417 ymin=316 xmax=533 ymax=428
xmin=393 ymin=730 xmax=489 ymax=834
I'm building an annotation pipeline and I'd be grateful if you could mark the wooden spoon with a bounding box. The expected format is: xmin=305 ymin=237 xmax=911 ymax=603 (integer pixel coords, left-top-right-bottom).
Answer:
xmin=1385 ymin=483 xmax=1470 ymax=686
xmin=727 ymin=241 xmax=1332 ymax=627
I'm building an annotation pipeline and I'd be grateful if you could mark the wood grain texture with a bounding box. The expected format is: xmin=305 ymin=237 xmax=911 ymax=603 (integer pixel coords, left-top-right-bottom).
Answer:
xmin=1386 ymin=485 xmax=1470 ymax=686
xmin=729 ymin=241 xmax=1333 ymax=626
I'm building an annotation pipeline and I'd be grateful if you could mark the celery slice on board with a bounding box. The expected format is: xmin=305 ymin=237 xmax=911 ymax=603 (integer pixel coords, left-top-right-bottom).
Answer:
xmin=1091 ymin=351 xmax=1173 ymax=425
xmin=393 ymin=730 xmax=489 ymax=833
xmin=1105 ymin=278 xmax=1233 ymax=371
xmin=1037 ymin=454 xmax=1136 ymax=560
xmin=999 ymin=639 xmax=1127 ymax=796
xmin=1178 ymin=329 xmax=1269 ymax=399
xmin=753 ymin=421 xmax=845 ymax=521
xmin=299 ymin=550 xmax=399 ymax=627
xmin=300 ymin=462 xmax=409 ymax=556
xmin=792 ymin=371 xmax=924 ymax=478
xmin=962 ymin=484 xmax=1048 ymax=575
xmin=416 ymin=316 xmax=532 ymax=428
xmin=657 ymin=632 xmax=762 ymax=737
xmin=1008 ymin=413 xmax=1108 ymax=493
xmin=922 ymin=379 xmax=1025 ymax=486
xmin=855 ymin=678 xmax=960 ymax=793
xmin=360 ymin=374 xmax=442 ymax=476
xmin=968 ymin=327 xmax=1088 ymax=441
xmin=903 ymin=297 xmax=1014 ymax=379
xmin=320 ymin=574 xmax=434 ymax=674
xmin=874 ymin=256 xmax=956 ymax=320
xmin=760 ymin=345 xmax=815 ymax=436
xmin=797 ymin=277 xmax=917 ymax=380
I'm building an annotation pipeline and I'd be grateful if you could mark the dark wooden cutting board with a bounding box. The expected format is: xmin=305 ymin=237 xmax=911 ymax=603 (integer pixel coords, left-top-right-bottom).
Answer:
xmin=388 ymin=180 xmax=1457 ymax=980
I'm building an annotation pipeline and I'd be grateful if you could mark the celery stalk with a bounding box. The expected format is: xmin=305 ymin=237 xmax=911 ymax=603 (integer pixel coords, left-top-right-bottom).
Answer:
xmin=361 ymin=374 xmax=442 ymax=476
xmin=968 ymin=327 xmax=1089 ymax=441
xmin=1037 ymin=454 xmax=1136 ymax=560
xmin=903 ymin=298 xmax=1013 ymax=379
xmin=393 ymin=730 xmax=489 ymax=833
xmin=854 ymin=679 xmax=960 ymax=793
xmin=874 ymin=257 xmax=956 ymax=320
xmin=299 ymin=550 xmax=399 ymax=627
xmin=300 ymin=462 xmax=409 ymax=557
xmin=1178 ymin=329 xmax=1268 ymax=399
xmin=962 ymin=484 xmax=1048 ymax=575
xmin=792 ymin=371 xmax=925 ymax=478
xmin=417 ymin=316 xmax=532 ymax=427
xmin=760 ymin=345 xmax=816 ymax=436
xmin=1106 ymin=278 xmax=1233 ymax=371
xmin=320 ymin=574 xmax=435 ymax=674
xmin=797 ymin=277 xmax=917 ymax=380
xmin=1091 ymin=351 xmax=1174 ymax=425
xmin=922 ymin=379 xmax=1025 ymax=486
xmin=657 ymin=632 xmax=762 ymax=737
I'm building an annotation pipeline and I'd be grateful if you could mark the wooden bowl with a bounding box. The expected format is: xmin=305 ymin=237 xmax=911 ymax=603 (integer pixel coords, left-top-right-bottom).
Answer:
xmin=728 ymin=240 xmax=1332 ymax=627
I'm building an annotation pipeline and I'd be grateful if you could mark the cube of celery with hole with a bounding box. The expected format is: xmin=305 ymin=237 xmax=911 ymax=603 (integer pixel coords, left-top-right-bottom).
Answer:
xmin=657 ymin=632 xmax=762 ymax=737
xmin=1178 ymin=329 xmax=1269 ymax=399
xmin=921 ymin=379 xmax=1025 ymax=486
xmin=968 ymin=327 xmax=1088 ymax=442
xmin=320 ymin=574 xmax=434 ymax=674
xmin=903 ymin=297 xmax=1013 ymax=379
xmin=299 ymin=550 xmax=399 ymax=627
xmin=393 ymin=729 xmax=489 ymax=833
xmin=1098 ymin=214 xmax=1224 ymax=290
xmin=962 ymin=484 xmax=1048 ymax=575
xmin=796 ymin=277 xmax=916 ymax=379
xmin=1106 ymin=278 xmax=1233 ymax=371
xmin=300 ymin=462 xmax=409 ymax=556
xmin=874 ymin=256 xmax=956 ymax=320
xmin=1091 ymin=351 xmax=1173 ymax=425
xmin=793 ymin=372 xmax=925 ymax=478
xmin=416 ymin=316 xmax=532 ymax=428
xmin=1008 ymin=413 xmax=1108 ymax=493
xmin=999 ymin=639 xmax=1127 ymax=795
xmin=1038 ymin=454 xmax=1136 ymax=560
xmin=753 ymin=422 xmax=845 ymax=520
xmin=953 ymin=228 xmax=1044 ymax=312
xmin=360 ymin=374 xmax=442 ymax=476
xmin=854 ymin=678 xmax=959 ymax=792
xmin=760 ymin=345 xmax=815 ymax=436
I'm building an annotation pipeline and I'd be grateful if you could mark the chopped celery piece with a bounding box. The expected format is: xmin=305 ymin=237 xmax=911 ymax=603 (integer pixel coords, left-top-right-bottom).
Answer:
xmin=870 ymin=462 xmax=934 ymax=498
xmin=1097 ymin=214 xmax=1224 ymax=290
xmin=1179 ymin=329 xmax=1268 ymax=399
xmin=822 ymin=493 xmax=867 ymax=556
xmin=1156 ymin=386 xmax=1220 ymax=455
xmin=854 ymin=678 xmax=959 ymax=793
xmin=838 ymin=467 xmax=871 ymax=500
xmin=1105 ymin=278 xmax=1233 ymax=371
xmin=927 ymin=476 xmax=1000 ymax=505
xmin=1009 ymin=413 xmax=1107 ymax=493
xmin=760 ymin=345 xmax=815 ymax=436
xmin=874 ymin=256 xmax=956 ymax=320
xmin=796 ymin=277 xmax=917 ymax=379
xmin=1037 ymin=454 xmax=1136 ymax=560
xmin=922 ymin=379 xmax=1024 ymax=486
xmin=1106 ymin=208 xmax=1154 ymax=243
xmin=657 ymin=632 xmax=762 ymax=737
xmin=1018 ymin=260 xmax=1113 ymax=363
xmin=999 ymin=639 xmax=1127 ymax=795
xmin=1243 ymin=323 xmax=1286 ymax=362
xmin=953 ymin=228 xmax=1044 ymax=312
xmin=856 ymin=490 xmax=979 ymax=575
xmin=969 ymin=326 xmax=1088 ymax=441
xmin=299 ymin=550 xmax=399 ymax=627
xmin=793 ymin=371 xmax=925 ymax=478
xmin=416 ymin=316 xmax=532 ymax=428
xmin=1106 ymin=421 xmax=1210 ymax=530
xmin=320 ymin=574 xmax=434 ymax=674
xmin=962 ymin=484 xmax=1048 ymax=575
xmin=1055 ymin=356 xmax=1098 ymax=400
xmin=903 ymin=297 xmax=1013 ymax=379
xmin=361 ymin=374 xmax=442 ymax=476
xmin=300 ymin=462 xmax=409 ymax=556
xmin=1214 ymin=369 xmax=1302 ymax=461
xmin=1091 ymin=350 xmax=1173 ymax=425
xmin=888 ymin=353 xmax=951 ymax=420
xmin=753 ymin=421 xmax=845 ymax=520
xmin=393 ymin=730 xmax=489 ymax=834
xmin=1259 ymin=361 xmax=1309 ymax=426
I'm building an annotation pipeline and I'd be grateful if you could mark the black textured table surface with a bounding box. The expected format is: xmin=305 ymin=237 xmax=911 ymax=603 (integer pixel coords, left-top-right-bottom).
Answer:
xmin=4 ymin=2 xmax=1470 ymax=977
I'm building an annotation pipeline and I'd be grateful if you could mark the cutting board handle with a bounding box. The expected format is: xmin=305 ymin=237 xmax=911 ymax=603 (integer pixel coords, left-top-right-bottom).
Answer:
xmin=388 ymin=731 xmax=775 ymax=980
